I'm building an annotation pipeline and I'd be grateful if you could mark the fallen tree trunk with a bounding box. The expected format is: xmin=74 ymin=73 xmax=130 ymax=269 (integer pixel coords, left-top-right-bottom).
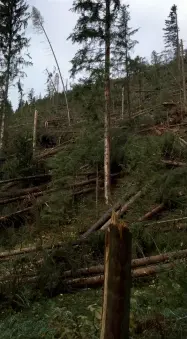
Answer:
xmin=0 ymin=185 xmax=46 ymax=199
xmin=0 ymin=241 xmax=65 ymax=259
xmin=80 ymin=202 xmax=121 ymax=239
xmin=162 ymin=224 xmax=187 ymax=233
xmin=0 ymin=207 xmax=33 ymax=227
xmin=62 ymin=262 xmax=177 ymax=287
xmin=0 ymin=174 xmax=51 ymax=186
xmin=70 ymin=178 xmax=96 ymax=189
xmin=0 ymin=261 xmax=178 ymax=286
xmin=61 ymin=248 xmax=187 ymax=279
xmin=36 ymin=140 xmax=75 ymax=160
xmin=101 ymin=189 xmax=145 ymax=231
xmin=138 ymin=203 xmax=165 ymax=222
xmin=146 ymin=216 xmax=187 ymax=226
xmin=73 ymin=187 xmax=96 ymax=197
xmin=0 ymin=185 xmax=96 ymax=206
xmin=161 ymin=159 xmax=187 ymax=167
xmin=0 ymin=190 xmax=46 ymax=206
xmin=0 ymin=256 xmax=185 ymax=288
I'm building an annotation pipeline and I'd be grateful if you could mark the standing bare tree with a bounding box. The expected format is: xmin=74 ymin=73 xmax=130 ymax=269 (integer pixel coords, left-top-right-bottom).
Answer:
xmin=32 ymin=7 xmax=70 ymax=125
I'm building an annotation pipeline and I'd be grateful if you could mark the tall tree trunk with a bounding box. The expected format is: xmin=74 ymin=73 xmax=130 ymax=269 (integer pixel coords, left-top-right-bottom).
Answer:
xmin=126 ymin=61 xmax=131 ymax=118
xmin=33 ymin=109 xmax=38 ymax=154
xmin=176 ymin=10 xmax=180 ymax=73
xmin=0 ymin=60 xmax=10 ymax=151
xmin=181 ymin=39 xmax=187 ymax=113
xmin=121 ymin=86 xmax=124 ymax=118
xmin=124 ymin=30 xmax=131 ymax=119
xmin=0 ymin=3 xmax=13 ymax=152
xmin=104 ymin=0 xmax=111 ymax=205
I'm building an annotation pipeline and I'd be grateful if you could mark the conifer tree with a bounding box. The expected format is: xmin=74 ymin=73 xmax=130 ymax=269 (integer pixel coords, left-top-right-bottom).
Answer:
xmin=27 ymin=88 xmax=35 ymax=105
xmin=17 ymin=78 xmax=24 ymax=109
xmin=0 ymin=0 xmax=31 ymax=151
xmin=69 ymin=0 xmax=120 ymax=204
xmin=163 ymin=4 xmax=180 ymax=69
xmin=113 ymin=4 xmax=139 ymax=118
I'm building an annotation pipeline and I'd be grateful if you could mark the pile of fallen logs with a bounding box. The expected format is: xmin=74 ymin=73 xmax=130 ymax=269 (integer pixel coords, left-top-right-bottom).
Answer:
xmin=0 ymin=247 xmax=187 ymax=289
xmin=0 ymin=170 xmax=121 ymax=228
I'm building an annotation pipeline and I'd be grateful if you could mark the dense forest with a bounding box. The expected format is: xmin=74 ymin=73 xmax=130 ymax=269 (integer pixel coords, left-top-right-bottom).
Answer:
xmin=0 ymin=0 xmax=187 ymax=338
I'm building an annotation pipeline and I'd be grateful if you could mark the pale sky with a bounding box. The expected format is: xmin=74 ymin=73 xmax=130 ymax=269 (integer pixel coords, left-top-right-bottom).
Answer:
xmin=9 ymin=0 xmax=187 ymax=110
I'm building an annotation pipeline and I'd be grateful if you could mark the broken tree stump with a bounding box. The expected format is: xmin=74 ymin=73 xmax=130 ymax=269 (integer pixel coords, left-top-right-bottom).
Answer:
xmin=100 ymin=212 xmax=132 ymax=339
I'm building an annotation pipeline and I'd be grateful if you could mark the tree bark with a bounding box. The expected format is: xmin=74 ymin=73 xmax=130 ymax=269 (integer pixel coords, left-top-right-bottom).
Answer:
xmin=100 ymin=223 xmax=132 ymax=339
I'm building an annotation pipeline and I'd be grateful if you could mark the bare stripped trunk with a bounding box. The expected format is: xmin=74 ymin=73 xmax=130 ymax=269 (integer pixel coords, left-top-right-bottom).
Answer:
xmin=176 ymin=11 xmax=180 ymax=73
xmin=124 ymin=23 xmax=131 ymax=119
xmin=33 ymin=109 xmax=38 ymax=154
xmin=104 ymin=0 xmax=111 ymax=205
xmin=121 ymin=86 xmax=124 ymax=118
xmin=126 ymin=54 xmax=131 ymax=119
xmin=180 ymin=39 xmax=187 ymax=112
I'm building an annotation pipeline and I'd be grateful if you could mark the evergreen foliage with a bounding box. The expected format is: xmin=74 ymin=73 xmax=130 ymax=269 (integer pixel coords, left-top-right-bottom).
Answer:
xmin=0 ymin=0 xmax=31 ymax=90
xmin=163 ymin=4 xmax=179 ymax=56
xmin=68 ymin=0 xmax=120 ymax=80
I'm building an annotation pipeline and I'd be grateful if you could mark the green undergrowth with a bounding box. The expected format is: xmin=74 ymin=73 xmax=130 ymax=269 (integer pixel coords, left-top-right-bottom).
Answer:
xmin=1 ymin=126 xmax=187 ymax=337
xmin=1 ymin=264 xmax=187 ymax=338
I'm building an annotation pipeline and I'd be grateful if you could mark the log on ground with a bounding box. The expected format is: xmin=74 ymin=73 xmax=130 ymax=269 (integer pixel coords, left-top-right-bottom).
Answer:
xmin=101 ymin=189 xmax=145 ymax=231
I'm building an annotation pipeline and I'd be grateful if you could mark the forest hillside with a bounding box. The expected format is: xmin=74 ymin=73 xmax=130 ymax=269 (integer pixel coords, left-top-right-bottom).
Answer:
xmin=0 ymin=1 xmax=187 ymax=338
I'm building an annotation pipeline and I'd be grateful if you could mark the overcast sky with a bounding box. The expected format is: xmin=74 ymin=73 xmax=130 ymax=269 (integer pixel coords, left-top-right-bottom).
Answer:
xmin=9 ymin=0 xmax=187 ymax=110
